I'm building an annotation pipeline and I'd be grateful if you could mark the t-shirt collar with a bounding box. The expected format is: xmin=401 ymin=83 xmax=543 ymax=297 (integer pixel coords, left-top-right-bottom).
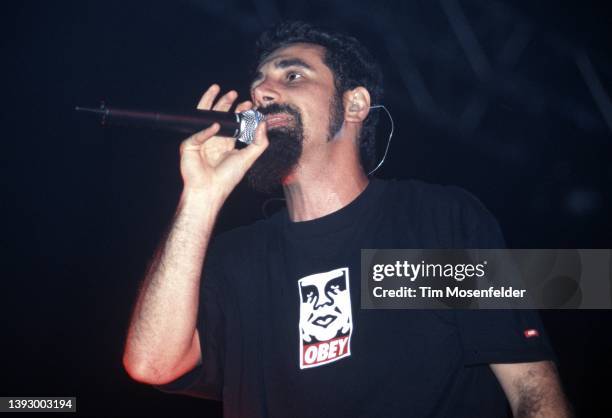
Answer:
xmin=281 ymin=178 xmax=386 ymax=239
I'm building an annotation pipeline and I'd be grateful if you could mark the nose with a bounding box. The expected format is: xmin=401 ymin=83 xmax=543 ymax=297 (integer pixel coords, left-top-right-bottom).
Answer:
xmin=314 ymin=292 xmax=334 ymax=310
xmin=251 ymin=78 xmax=279 ymax=107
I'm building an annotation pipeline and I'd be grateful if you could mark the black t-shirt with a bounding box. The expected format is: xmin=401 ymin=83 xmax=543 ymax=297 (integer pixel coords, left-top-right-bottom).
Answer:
xmin=158 ymin=179 xmax=555 ymax=418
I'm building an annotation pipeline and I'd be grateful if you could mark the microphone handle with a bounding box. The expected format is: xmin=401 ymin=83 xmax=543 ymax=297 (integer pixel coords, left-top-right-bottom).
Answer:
xmin=78 ymin=106 xmax=241 ymax=137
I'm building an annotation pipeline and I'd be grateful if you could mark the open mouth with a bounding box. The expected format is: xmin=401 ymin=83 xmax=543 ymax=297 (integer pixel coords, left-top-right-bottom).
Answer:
xmin=312 ymin=315 xmax=337 ymax=328
xmin=264 ymin=113 xmax=293 ymax=129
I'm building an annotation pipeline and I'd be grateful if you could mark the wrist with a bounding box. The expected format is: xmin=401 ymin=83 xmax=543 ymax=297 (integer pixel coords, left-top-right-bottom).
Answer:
xmin=179 ymin=187 xmax=226 ymax=215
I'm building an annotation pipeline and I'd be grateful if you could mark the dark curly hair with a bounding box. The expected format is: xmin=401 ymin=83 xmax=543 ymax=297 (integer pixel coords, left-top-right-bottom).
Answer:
xmin=253 ymin=21 xmax=384 ymax=172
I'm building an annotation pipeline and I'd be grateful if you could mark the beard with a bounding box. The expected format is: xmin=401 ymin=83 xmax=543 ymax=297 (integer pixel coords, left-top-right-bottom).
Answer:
xmin=245 ymin=93 xmax=345 ymax=194
xmin=246 ymin=103 xmax=304 ymax=194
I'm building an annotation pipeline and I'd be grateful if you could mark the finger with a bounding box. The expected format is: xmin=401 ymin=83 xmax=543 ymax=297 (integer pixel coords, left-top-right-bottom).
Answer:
xmin=197 ymin=84 xmax=221 ymax=110
xmin=235 ymin=101 xmax=253 ymax=114
xmin=181 ymin=123 xmax=221 ymax=150
xmin=240 ymin=121 xmax=269 ymax=164
xmin=192 ymin=123 xmax=222 ymax=144
xmin=212 ymin=90 xmax=238 ymax=112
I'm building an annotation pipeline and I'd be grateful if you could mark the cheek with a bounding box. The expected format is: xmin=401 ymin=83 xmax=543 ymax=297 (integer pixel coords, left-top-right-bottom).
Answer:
xmin=302 ymin=105 xmax=331 ymax=138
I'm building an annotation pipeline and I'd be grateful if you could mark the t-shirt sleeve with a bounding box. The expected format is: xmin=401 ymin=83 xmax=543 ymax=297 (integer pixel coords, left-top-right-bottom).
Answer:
xmin=455 ymin=309 xmax=556 ymax=365
xmin=451 ymin=186 xmax=557 ymax=365
xmin=154 ymin=240 xmax=226 ymax=400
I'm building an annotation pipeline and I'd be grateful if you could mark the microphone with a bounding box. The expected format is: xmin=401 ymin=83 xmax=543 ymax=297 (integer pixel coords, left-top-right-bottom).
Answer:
xmin=75 ymin=103 xmax=264 ymax=144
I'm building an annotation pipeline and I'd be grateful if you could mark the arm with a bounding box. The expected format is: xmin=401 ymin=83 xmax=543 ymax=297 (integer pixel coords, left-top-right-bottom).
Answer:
xmin=490 ymin=361 xmax=573 ymax=418
xmin=122 ymin=187 xmax=220 ymax=385
xmin=122 ymin=85 xmax=268 ymax=385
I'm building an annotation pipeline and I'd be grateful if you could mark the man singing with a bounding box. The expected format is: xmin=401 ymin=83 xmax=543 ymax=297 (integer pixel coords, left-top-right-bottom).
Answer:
xmin=123 ymin=21 xmax=572 ymax=417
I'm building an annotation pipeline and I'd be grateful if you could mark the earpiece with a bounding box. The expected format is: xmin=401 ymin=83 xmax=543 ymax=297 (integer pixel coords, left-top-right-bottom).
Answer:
xmin=348 ymin=93 xmax=362 ymax=112
xmin=367 ymin=105 xmax=394 ymax=176
xmin=349 ymin=101 xmax=361 ymax=112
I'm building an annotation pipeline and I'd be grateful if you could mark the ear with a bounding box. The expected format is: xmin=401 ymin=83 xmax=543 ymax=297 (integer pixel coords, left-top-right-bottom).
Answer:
xmin=343 ymin=87 xmax=371 ymax=123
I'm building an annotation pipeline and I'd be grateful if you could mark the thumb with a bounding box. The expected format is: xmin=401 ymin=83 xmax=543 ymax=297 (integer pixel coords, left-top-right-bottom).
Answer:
xmin=241 ymin=121 xmax=269 ymax=164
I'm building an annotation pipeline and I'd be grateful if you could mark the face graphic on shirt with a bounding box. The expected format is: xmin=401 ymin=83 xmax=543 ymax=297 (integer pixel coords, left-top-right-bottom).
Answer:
xmin=298 ymin=267 xmax=352 ymax=343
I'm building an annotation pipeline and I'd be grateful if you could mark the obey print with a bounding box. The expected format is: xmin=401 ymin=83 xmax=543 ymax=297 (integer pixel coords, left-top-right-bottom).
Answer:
xmin=297 ymin=267 xmax=353 ymax=369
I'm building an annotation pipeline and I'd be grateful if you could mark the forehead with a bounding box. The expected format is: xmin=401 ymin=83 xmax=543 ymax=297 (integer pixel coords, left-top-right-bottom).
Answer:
xmin=257 ymin=43 xmax=328 ymax=72
xmin=298 ymin=268 xmax=347 ymax=287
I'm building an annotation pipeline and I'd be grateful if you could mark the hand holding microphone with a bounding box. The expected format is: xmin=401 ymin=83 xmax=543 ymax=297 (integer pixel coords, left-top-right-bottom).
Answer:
xmin=178 ymin=85 xmax=268 ymax=199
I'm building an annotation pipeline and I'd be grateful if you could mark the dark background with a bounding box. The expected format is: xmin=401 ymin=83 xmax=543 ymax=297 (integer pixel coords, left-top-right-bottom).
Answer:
xmin=2 ymin=0 xmax=611 ymax=416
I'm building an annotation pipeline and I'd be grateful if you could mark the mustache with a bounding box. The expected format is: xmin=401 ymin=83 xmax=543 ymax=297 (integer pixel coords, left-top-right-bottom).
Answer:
xmin=257 ymin=103 xmax=301 ymax=120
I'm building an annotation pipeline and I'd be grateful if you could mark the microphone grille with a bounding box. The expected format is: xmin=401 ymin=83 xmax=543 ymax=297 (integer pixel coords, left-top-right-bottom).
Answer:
xmin=238 ymin=109 xmax=264 ymax=144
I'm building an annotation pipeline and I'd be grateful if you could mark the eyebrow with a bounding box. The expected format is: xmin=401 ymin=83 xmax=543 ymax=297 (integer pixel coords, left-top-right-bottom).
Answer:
xmin=252 ymin=58 xmax=313 ymax=85
xmin=274 ymin=58 xmax=312 ymax=70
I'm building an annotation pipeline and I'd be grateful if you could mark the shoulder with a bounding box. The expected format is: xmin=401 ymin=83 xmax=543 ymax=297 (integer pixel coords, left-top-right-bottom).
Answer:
xmin=381 ymin=178 xmax=505 ymax=248
xmin=385 ymin=178 xmax=488 ymax=212
xmin=383 ymin=179 xmax=492 ymax=223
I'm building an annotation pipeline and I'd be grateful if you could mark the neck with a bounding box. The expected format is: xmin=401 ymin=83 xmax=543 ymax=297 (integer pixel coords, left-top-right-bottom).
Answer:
xmin=282 ymin=132 xmax=369 ymax=222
